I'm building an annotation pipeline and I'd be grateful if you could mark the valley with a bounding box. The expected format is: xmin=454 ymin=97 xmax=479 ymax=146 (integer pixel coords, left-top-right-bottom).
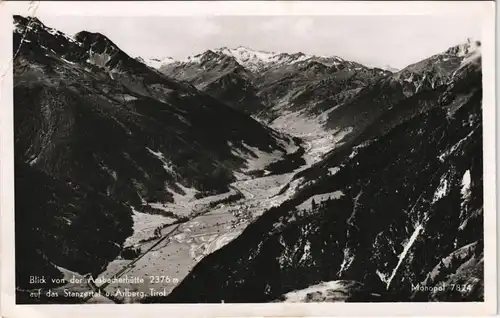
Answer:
xmin=49 ymin=119 xmax=342 ymax=304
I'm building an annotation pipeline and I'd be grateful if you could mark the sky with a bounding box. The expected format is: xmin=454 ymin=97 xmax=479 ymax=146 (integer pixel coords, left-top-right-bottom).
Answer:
xmin=17 ymin=14 xmax=482 ymax=69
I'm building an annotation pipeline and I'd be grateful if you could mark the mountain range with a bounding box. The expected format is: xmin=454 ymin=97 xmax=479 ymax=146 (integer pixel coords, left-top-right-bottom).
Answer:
xmin=13 ymin=14 xmax=483 ymax=304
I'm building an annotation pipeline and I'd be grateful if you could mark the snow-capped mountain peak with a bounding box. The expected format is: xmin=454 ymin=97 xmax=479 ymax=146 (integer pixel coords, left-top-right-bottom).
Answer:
xmin=210 ymin=46 xmax=348 ymax=72
xmin=456 ymin=39 xmax=482 ymax=71
xmin=213 ymin=46 xmax=281 ymax=71
xmin=446 ymin=38 xmax=481 ymax=58
xmin=137 ymin=56 xmax=175 ymax=69
xmin=14 ymin=15 xmax=80 ymax=46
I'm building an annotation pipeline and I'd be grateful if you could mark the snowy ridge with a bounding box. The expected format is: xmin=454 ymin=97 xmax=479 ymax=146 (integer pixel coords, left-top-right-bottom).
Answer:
xmin=394 ymin=38 xmax=481 ymax=85
xmin=446 ymin=38 xmax=481 ymax=58
xmin=457 ymin=40 xmax=482 ymax=69
xmin=214 ymin=46 xmax=315 ymax=71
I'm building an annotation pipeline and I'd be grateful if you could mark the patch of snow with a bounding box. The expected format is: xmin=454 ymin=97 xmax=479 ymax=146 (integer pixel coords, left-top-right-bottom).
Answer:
xmin=386 ymin=223 xmax=424 ymax=289
xmin=46 ymin=27 xmax=58 ymax=36
xmin=348 ymin=140 xmax=371 ymax=160
xmin=215 ymin=46 xmax=283 ymax=71
xmin=438 ymin=129 xmax=476 ymax=162
xmin=153 ymin=185 xmax=238 ymax=217
xmin=458 ymin=219 xmax=469 ymax=231
xmin=45 ymin=26 xmax=78 ymax=44
xmin=60 ymin=57 xmax=75 ymax=65
xmin=297 ymin=191 xmax=344 ymax=210
xmin=29 ymin=156 xmax=39 ymax=166
xmin=237 ymin=142 xmax=284 ymax=173
xmin=54 ymin=265 xmax=84 ymax=280
xmin=266 ymin=176 xmax=305 ymax=208
xmin=433 ymin=175 xmax=449 ymax=203
xmin=124 ymin=209 xmax=176 ymax=247
xmin=302 ymin=128 xmax=352 ymax=166
xmin=376 ymin=270 xmax=390 ymax=285
xmin=61 ymin=217 xmax=72 ymax=225
xmin=328 ymin=167 xmax=340 ymax=175
xmin=461 ymin=170 xmax=471 ymax=197
xmin=146 ymin=147 xmax=175 ymax=174
xmin=172 ymin=182 xmax=199 ymax=203
xmin=456 ymin=39 xmax=481 ymax=58
xmin=299 ymin=241 xmax=311 ymax=263
xmin=183 ymin=54 xmax=202 ymax=64
xmin=404 ymin=73 xmax=415 ymax=83
xmin=138 ymin=56 xmax=176 ymax=69
xmin=100 ymin=164 xmax=117 ymax=181
xmin=282 ymin=281 xmax=342 ymax=302
xmin=460 ymin=169 xmax=472 ymax=213
xmin=459 ymin=47 xmax=481 ymax=68
xmin=338 ymin=248 xmax=355 ymax=275
xmin=119 ymin=94 xmax=138 ymax=102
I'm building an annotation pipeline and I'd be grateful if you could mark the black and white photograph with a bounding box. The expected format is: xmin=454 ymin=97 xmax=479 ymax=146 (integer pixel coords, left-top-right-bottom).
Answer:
xmin=1 ymin=1 xmax=497 ymax=316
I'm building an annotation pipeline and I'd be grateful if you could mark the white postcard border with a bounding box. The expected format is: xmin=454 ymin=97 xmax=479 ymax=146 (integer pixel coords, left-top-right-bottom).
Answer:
xmin=0 ymin=1 xmax=496 ymax=317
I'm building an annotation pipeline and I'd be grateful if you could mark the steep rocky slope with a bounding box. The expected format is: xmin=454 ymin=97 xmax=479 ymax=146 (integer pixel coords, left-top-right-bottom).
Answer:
xmin=13 ymin=15 xmax=296 ymax=290
xmin=286 ymin=40 xmax=483 ymax=169
xmin=14 ymin=15 xmax=294 ymax=204
xmin=160 ymin=49 xmax=266 ymax=114
xmin=160 ymin=46 xmax=390 ymax=120
xmin=154 ymin=45 xmax=483 ymax=303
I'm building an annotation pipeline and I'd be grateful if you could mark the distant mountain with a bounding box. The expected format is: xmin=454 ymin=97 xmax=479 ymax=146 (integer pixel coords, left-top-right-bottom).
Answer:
xmin=393 ymin=39 xmax=481 ymax=95
xmin=159 ymin=49 xmax=266 ymax=114
xmin=211 ymin=46 xmax=360 ymax=73
xmin=265 ymin=40 xmax=481 ymax=142
xmin=13 ymin=15 xmax=297 ymax=288
xmin=155 ymin=40 xmax=484 ymax=304
xmin=159 ymin=42 xmax=479 ymax=143
xmin=136 ymin=56 xmax=175 ymax=69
